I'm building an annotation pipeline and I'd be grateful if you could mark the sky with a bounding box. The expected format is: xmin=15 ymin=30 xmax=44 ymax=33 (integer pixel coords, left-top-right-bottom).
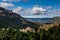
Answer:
xmin=0 ymin=0 xmax=60 ymax=18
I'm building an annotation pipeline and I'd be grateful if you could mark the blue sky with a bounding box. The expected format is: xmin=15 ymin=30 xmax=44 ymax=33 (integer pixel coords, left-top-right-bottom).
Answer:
xmin=0 ymin=0 xmax=60 ymax=18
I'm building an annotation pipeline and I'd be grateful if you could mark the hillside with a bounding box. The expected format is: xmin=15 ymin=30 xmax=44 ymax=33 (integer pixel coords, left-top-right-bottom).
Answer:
xmin=0 ymin=7 xmax=39 ymax=29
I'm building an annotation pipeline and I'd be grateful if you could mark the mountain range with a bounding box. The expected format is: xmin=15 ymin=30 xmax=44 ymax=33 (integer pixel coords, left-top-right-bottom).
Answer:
xmin=0 ymin=7 xmax=60 ymax=29
xmin=26 ymin=16 xmax=60 ymax=24
xmin=0 ymin=7 xmax=39 ymax=29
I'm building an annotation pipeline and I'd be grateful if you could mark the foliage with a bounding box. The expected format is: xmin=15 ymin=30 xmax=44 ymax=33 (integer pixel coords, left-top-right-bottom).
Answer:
xmin=0 ymin=25 xmax=60 ymax=40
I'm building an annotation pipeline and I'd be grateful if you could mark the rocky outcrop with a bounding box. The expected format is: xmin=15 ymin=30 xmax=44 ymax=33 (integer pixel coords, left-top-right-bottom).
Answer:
xmin=39 ymin=22 xmax=60 ymax=31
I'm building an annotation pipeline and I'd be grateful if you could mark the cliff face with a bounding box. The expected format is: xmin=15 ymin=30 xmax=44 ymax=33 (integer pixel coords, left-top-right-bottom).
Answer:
xmin=0 ymin=7 xmax=39 ymax=29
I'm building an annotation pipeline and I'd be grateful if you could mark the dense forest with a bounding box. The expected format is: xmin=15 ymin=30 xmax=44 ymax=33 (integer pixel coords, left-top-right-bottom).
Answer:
xmin=0 ymin=25 xmax=60 ymax=40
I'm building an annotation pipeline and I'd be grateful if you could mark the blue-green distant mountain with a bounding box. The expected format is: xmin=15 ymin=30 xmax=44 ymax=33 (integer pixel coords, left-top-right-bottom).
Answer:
xmin=26 ymin=17 xmax=60 ymax=24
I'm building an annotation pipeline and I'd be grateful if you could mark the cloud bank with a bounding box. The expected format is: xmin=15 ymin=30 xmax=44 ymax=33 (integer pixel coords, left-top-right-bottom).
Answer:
xmin=12 ymin=7 xmax=23 ymax=14
xmin=11 ymin=6 xmax=60 ymax=18
xmin=0 ymin=2 xmax=60 ymax=18
xmin=0 ymin=2 xmax=14 ymax=8
xmin=24 ymin=6 xmax=47 ymax=15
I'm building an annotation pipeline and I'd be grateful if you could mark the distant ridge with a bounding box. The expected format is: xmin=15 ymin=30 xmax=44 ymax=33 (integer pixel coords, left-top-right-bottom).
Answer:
xmin=26 ymin=16 xmax=60 ymax=24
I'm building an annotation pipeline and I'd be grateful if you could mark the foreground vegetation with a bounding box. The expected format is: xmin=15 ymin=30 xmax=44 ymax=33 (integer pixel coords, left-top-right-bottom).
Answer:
xmin=0 ymin=25 xmax=60 ymax=40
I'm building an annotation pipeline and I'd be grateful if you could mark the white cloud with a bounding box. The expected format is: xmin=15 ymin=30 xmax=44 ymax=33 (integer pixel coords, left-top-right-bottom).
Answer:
xmin=32 ymin=7 xmax=46 ymax=12
xmin=22 ymin=15 xmax=54 ymax=18
xmin=21 ymin=6 xmax=60 ymax=18
xmin=31 ymin=7 xmax=46 ymax=13
xmin=12 ymin=7 xmax=23 ymax=14
xmin=0 ymin=2 xmax=14 ymax=8
xmin=12 ymin=6 xmax=60 ymax=18
xmin=49 ymin=9 xmax=60 ymax=15
xmin=24 ymin=6 xmax=46 ymax=15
